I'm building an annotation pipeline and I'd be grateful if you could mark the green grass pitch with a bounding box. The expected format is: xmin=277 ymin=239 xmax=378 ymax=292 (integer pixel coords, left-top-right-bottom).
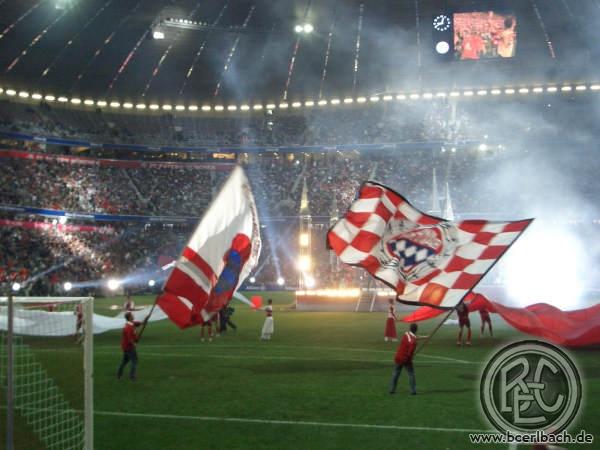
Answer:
xmin=2 ymin=291 xmax=599 ymax=449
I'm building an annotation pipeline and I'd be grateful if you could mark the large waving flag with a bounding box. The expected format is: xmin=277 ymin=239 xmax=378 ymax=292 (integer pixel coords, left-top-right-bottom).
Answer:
xmin=158 ymin=166 xmax=261 ymax=328
xmin=327 ymin=181 xmax=532 ymax=308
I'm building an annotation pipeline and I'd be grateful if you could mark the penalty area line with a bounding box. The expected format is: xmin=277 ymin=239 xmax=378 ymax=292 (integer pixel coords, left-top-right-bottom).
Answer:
xmin=94 ymin=409 xmax=487 ymax=433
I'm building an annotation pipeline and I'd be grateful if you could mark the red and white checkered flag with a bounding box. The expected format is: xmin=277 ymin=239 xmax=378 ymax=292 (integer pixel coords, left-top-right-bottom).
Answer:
xmin=327 ymin=182 xmax=532 ymax=308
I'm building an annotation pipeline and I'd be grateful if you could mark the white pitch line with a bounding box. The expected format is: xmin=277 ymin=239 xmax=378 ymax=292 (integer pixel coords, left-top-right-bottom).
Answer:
xmin=91 ymin=350 xmax=466 ymax=364
xmin=91 ymin=343 xmax=478 ymax=364
xmin=94 ymin=409 xmax=487 ymax=433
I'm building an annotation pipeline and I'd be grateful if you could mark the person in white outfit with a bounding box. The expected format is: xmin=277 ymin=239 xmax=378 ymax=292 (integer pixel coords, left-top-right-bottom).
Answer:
xmin=260 ymin=299 xmax=274 ymax=340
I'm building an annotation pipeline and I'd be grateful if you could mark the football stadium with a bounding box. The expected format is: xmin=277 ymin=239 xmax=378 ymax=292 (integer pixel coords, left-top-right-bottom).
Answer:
xmin=1 ymin=0 xmax=600 ymax=449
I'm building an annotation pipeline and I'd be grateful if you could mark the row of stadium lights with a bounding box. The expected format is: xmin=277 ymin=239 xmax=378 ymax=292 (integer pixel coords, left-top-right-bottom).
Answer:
xmin=0 ymin=84 xmax=599 ymax=113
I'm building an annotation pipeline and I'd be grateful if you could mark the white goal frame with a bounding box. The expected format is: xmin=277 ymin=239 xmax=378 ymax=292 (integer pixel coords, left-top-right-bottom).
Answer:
xmin=0 ymin=296 xmax=94 ymax=450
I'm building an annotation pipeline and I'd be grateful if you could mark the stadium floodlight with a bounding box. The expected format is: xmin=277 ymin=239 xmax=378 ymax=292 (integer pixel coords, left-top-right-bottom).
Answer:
xmin=0 ymin=87 xmax=3 ymax=94
xmin=343 ymin=98 xmax=354 ymax=104
xmin=463 ymin=91 xmax=474 ymax=97
xmin=451 ymin=147 xmax=457 ymax=153
xmin=294 ymin=24 xmax=303 ymax=33
xmin=575 ymin=85 xmax=587 ymax=91
xmin=546 ymin=86 xmax=558 ymax=92
xmin=253 ymin=104 xmax=263 ymax=110
xmin=291 ymin=101 xmax=302 ymax=108
xmin=279 ymin=102 xmax=288 ymax=109
xmin=265 ymin=103 xmax=276 ymax=109
xmin=201 ymin=105 xmax=211 ymax=111
xmin=396 ymin=94 xmax=406 ymax=100
xmin=153 ymin=30 xmax=165 ymax=40
xmin=63 ymin=282 xmax=72 ymax=292
xmin=227 ymin=105 xmax=237 ymax=111
xmin=518 ymin=88 xmax=529 ymax=94
xmin=84 ymin=99 xmax=94 ymax=105
xmin=436 ymin=92 xmax=447 ymax=98
xmin=71 ymin=98 xmax=81 ymax=104
xmin=303 ymin=23 xmax=314 ymax=33
xmin=107 ymin=279 xmax=120 ymax=291
xmin=435 ymin=41 xmax=450 ymax=54
xmin=356 ymin=96 xmax=367 ymax=103
xmin=590 ymin=84 xmax=600 ymax=90
xmin=318 ymin=99 xmax=327 ymax=106
xmin=18 ymin=91 xmax=29 ymax=98
xmin=123 ymin=102 xmax=133 ymax=109
xmin=478 ymin=143 xmax=488 ymax=152
xmin=32 ymin=93 xmax=42 ymax=100
xmin=423 ymin=93 xmax=433 ymax=99
xmin=490 ymin=89 xmax=501 ymax=95
xmin=449 ymin=91 xmax=460 ymax=97
xmin=109 ymin=101 xmax=120 ymax=108
xmin=240 ymin=104 xmax=250 ymax=111
xmin=58 ymin=96 xmax=68 ymax=102
xmin=409 ymin=93 xmax=420 ymax=99
xmin=532 ymin=87 xmax=543 ymax=93
xmin=369 ymin=96 xmax=380 ymax=102
xmin=188 ymin=105 xmax=198 ymax=111
xmin=149 ymin=104 xmax=159 ymax=110
xmin=162 ymin=104 xmax=172 ymax=110
xmin=504 ymin=88 xmax=515 ymax=95
xmin=298 ymin=255 xmax=312 ymax=271
xmin=561 ymin=85 xmax=572 ymax=92
xmin=383 ymin=95 xmax=393 ymax=101
xmin=148 ymin=279 xmax=156 ymax=287
xmin=12 ymin=282 xmax=21 ymax=292
xmin=214 ymin=105 xmax=224 ymax=111
xmin=330 ymin=98 xmax=340 ymax=105
xmin=299 ymin=233 xmax=310 ymax=247
xmin=249 ymin=276 xmax=256 ymax=283
xmin=6 ymin=89 xmax=16 ymax=96
xmin=175 ymin=105 xmax=185 ymax=111
xmin=276 ymin=277 xmax=285 ymax=286
xmin=136 ymin=103 xmax=146 ymax=110
xmin=96 ymin=100 xmax=107 ymax=107
xmin=477 ymin=90 xmax=488 ymax=96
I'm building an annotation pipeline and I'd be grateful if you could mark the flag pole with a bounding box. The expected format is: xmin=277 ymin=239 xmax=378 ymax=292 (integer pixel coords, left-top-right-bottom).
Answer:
xmin=136 ymin=294 xmax=160 ymax=342
xmin=412 ymin=300 xmax=461 ymax=356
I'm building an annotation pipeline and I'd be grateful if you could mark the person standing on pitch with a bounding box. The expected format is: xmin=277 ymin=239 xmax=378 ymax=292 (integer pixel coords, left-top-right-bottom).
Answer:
xmin=479 ymin=307 xmax=493 ymax=337
xmin=117 ymin=312 xmax=145 ymax=381
xmin=456 ymin=302 xmax=472 ymax=346
xmin=260 ymin=298 xmax=274 ymax=340
xmin=384 ymin=298 xmax=398 ymax=342
xmin=389 ymin=323 xmax=426 ymax=395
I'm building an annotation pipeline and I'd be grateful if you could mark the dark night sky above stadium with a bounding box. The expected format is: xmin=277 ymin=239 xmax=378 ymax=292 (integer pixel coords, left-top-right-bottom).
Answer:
xmin=0 ymin=0 xmax=597 ymax=103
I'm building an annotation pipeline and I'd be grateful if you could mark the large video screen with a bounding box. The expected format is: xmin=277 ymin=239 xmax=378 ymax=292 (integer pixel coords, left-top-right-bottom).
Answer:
xmin=453 ymin=11 xmax=517 ymax=60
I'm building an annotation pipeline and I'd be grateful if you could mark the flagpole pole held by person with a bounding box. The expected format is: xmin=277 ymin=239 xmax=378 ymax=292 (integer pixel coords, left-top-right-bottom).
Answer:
xmin=412 ymin=299 xmax=461 ymax=356
xmin=135 ymin=295 xmax=158 ymax=342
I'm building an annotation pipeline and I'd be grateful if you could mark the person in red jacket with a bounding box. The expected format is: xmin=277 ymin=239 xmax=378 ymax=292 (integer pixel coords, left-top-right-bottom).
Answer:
xmin=389 ymin=323 xmax=427 ymax=395
xmin=479 ymin=308 xmax=493 ymax=337
xmin=456 ymin=302 xmax=472 ymax=346
xmin=117 ymin=312 xmax=145 ymax=381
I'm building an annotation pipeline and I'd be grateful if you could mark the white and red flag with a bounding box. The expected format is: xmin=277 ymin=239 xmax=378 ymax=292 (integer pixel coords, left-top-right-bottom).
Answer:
xmin=158 ymin=166 xmax=261 ymax=328
xmin=327 ymin=182 xmax=532 ymax=308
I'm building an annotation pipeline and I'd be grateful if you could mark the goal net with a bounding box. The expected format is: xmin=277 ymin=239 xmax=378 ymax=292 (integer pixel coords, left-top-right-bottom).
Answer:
xmin=0 ymin=296 xmax=93 ymax=450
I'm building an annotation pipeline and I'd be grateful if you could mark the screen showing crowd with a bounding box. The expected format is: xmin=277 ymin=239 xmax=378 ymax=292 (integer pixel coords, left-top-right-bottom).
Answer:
xmin=453 ymin=11 xmax=517 ymax=60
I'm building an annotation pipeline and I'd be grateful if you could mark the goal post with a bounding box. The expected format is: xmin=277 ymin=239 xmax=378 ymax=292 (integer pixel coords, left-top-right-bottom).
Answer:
xmin=0 ymin=296 xmax=94 ymax=450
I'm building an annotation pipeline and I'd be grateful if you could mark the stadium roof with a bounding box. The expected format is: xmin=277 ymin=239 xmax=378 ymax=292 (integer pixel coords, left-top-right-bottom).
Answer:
xmin=0 ymin=0 xmax=597 ymax=104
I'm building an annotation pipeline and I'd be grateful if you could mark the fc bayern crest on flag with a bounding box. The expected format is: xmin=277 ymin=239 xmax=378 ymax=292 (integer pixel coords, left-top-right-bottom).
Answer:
xmin=327 ymin=181 xmax=532 ymax=308
xmin=381 ymin=221 xmax=459 ymax=283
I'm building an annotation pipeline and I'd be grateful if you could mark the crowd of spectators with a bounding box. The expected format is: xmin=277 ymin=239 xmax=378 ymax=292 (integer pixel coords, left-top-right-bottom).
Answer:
xmin=2 ymin=95 xmax=600 ymax=294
